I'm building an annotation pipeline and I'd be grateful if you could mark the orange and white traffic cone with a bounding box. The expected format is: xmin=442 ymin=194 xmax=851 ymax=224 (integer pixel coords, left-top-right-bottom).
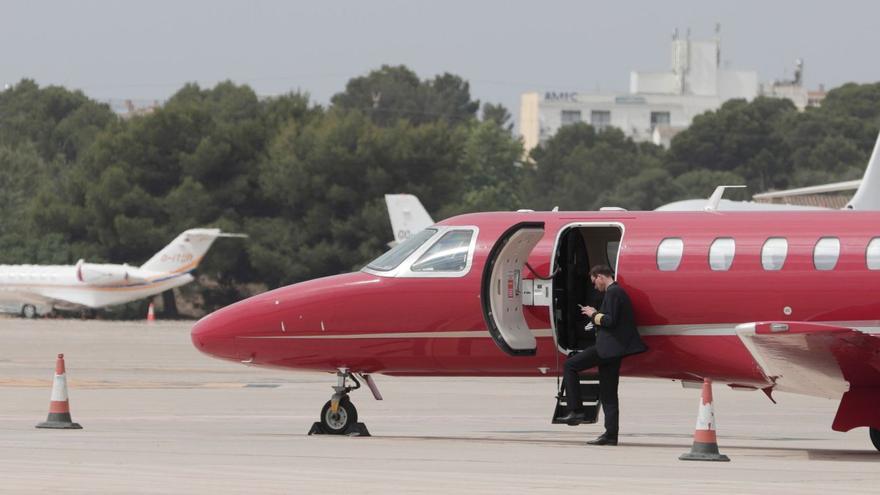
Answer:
xmin=36 ymin=354 xmax=82 ymax=430
xmin=146 ymin=302 xmax=156 ymax=323
xmin=679 ymin=378 xmax=728 ymax=461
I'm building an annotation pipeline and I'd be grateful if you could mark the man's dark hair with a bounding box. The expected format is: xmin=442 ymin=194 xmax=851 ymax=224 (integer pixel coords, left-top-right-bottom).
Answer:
xmin=590 ymin=264 xmax=614 ymax=278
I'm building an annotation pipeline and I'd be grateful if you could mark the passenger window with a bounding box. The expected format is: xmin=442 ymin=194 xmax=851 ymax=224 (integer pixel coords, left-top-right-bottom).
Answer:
xmin=761 ymin=238 xmax=788 ymax=271
xmin=657 ymin=238 xmax=684 ymax=271
xmin=867 ymin=238 xmax=880 ymax=270
xmin=411 ymin=230 xmax=474 ymax=272
xmin=709 ymin=238 xmax=735 ymax=271
xmin=813 ymin=237 xmax=840 ymax=271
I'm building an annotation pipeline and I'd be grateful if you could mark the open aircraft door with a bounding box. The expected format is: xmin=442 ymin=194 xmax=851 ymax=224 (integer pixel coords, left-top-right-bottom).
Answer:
xmin=481 ymin=222 xmax=545 ymax=357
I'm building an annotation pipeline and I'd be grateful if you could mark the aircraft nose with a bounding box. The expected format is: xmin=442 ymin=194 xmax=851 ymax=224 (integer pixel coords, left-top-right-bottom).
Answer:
xmin=191 ymin=312 xmax=238 ymax=361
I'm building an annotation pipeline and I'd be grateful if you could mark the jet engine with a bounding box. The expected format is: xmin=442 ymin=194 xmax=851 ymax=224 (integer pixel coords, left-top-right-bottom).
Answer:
xmin=75 ymin=260 xmax=145 ymax=286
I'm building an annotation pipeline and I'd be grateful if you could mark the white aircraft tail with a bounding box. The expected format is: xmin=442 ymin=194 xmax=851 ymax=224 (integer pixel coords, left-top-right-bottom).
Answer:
xmin=846 ymin=131 xmax=880 ymax=210
xmin=384 ymin=194 xmax=434 ymax=245
xmin=139 ymin=228 xmax=246 ymax=275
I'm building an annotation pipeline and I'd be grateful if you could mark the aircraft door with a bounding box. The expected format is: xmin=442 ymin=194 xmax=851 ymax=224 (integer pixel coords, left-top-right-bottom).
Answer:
xmin=553 ymin=228 xmax=593 ymax=351
xmin=550 ymin=224 xmax=623 ymax=354
xmin=481 ymin=222 xmax=544 ymax=356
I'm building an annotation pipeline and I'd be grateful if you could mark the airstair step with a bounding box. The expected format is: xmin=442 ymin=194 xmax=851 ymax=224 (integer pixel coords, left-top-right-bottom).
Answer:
xmin=552 ymin=375 xmax=601 ymax=425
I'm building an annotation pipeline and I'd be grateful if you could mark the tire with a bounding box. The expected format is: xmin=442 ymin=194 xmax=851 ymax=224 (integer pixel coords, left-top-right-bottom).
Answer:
xmin=319 ymin=397 xmax=358 ymax=434
xmin=21 ymin=304 xmax=37 ymax=319
xmin=871 ymin=428 xmax=880 ymax=452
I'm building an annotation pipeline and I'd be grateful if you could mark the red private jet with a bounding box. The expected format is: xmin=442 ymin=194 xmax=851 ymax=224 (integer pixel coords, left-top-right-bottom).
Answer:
xmin=192 ymin=207 xmax=880 ymax=449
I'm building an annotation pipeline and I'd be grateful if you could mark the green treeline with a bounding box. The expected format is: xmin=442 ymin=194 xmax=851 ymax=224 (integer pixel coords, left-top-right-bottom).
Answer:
xmin=1 ymin=66 xmax=879 ymax=314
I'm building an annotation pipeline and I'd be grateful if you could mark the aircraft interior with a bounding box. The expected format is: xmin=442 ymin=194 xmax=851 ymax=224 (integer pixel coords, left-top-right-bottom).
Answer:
xmin=552 ymin=225 xmax=622 ymax=352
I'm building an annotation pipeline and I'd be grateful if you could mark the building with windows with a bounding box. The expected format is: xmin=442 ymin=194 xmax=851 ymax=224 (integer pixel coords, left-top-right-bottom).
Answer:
xmin=520 ymin=28 xmax=823 ymax=151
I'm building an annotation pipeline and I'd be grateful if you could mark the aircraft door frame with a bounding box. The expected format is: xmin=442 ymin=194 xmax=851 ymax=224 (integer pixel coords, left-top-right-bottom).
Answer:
xmin=481 ymin=222 xmax=544 ymax=357
xmin=549 ymin=222 xmax=626 ymax=354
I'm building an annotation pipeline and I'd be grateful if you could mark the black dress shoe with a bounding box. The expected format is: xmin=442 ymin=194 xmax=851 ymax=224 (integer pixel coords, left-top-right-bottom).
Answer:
xmin=587 ymin=434 xmax=618 ymax=446
xmin=558 ymin=411 xmax=587 ymax=425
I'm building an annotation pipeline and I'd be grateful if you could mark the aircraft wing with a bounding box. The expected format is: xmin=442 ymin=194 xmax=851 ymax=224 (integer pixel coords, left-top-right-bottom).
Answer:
xmin=736 ymin=321 xmax=880 ymax=400
xmin=0 ymin=288 xmax=66 ymax=310
xmin=655 ymin=199 xmax=827 ymax=211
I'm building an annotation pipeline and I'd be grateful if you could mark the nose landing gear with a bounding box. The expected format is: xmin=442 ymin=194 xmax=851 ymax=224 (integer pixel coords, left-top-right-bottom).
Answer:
xmin=308 ymin=369 xmax=373 ymax=436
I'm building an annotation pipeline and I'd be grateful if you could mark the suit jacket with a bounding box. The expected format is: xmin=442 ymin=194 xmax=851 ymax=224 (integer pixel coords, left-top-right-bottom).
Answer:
xmin=592 ymin=282 xmax=648 ymax=359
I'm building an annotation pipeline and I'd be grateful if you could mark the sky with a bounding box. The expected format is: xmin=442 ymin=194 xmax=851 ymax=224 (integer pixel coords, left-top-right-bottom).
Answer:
xmin=3 ymin=0 xmax=880 ymax=125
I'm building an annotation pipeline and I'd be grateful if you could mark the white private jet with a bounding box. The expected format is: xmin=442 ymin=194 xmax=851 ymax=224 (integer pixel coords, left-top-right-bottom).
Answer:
xmin=0 ymin=228 xmax=245 ymax=318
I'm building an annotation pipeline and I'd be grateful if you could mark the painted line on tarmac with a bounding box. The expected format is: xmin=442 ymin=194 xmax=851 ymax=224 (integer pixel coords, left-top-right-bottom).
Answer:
xmin=0 ymin=379 xmax=278 ymax=389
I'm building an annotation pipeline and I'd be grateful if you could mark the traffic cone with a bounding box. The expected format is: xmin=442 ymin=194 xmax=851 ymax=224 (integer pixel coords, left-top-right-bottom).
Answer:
xmin=36 ymin=354 xmax=82 ymax=430
xmin=679 ymin=378 xmax=729 ymax=461
xmin=146 ymin=302 xmax=156 ymax=323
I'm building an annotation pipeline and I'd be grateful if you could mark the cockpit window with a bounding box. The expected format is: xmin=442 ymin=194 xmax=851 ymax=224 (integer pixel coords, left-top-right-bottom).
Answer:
xmin=366 ymin=229 xmax=437 ymax=271
xmin=411 ymin=230 xmax=474 ymax=272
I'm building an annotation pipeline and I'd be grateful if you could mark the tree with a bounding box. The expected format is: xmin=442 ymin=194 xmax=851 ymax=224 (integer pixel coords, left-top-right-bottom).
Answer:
xmin=600 ymin=167 xmax=683 ymax=211
xmin=666 ymin=97 xmax=797 ymax=191
xmin=443 ymin=120 xmax=525 ymax=215
xmin=331 ymin=65 xmax=479 ymax=126
xmin=5 ymin=74 xmax=880 ymax=318
xmin=481 ymin=102 xmax=513 ymax=132
xmin=526 ymin=124 xmax=653 ymax=210
xmin=254 ymin=108 xmax=471 ymax=286
xmin=820 ymin=82 xmax=880 ymax=122
xmin=0 ymin=79 xmax=115 ymax=162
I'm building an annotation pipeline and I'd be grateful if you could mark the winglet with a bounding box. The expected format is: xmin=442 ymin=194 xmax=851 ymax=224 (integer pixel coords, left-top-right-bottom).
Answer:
xmin=704 ymin=185 xmax=747 ymax=212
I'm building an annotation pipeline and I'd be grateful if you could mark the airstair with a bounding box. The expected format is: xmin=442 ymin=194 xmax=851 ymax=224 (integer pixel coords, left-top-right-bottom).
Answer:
xmin=552 ymin=372 xmax=601 ymax=424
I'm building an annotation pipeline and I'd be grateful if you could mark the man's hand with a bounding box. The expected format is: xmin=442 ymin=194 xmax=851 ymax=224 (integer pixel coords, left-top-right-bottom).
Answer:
xmin=581 ymin=305 xmax=597 ymax=317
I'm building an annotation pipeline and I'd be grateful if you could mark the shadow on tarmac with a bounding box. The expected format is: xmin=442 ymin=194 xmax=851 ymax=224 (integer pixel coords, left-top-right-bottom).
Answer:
xmin=280 ymin=431 xmax=880 ymax=461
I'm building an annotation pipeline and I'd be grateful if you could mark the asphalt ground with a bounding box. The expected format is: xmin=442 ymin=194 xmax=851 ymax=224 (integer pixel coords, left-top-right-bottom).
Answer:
xmin=0 ymin=318 xmax=878 ymax=494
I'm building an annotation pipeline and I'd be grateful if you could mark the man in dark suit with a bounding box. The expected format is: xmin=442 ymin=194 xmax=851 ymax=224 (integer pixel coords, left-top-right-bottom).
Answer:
xmin=558 ymin=264 xmax=648 ymax=446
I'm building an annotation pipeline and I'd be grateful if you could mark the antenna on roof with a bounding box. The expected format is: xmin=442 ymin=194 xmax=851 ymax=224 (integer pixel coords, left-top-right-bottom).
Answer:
xmin=705 ymin=185 xmax=747 ymax=212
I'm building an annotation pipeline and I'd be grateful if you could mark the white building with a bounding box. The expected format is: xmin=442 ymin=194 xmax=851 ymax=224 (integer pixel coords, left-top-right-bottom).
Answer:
xmin=520 ymin=29 xmax=817 ymax=151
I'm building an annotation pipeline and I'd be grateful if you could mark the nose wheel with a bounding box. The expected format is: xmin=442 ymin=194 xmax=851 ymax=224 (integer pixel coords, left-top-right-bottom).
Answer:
xmin=308 ymin=369 xmax=373 ymax=436
xmin=320 ymin=397 xmax=358 ymax=433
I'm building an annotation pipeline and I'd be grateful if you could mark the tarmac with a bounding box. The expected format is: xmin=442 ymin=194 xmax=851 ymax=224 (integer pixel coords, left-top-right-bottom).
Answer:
xmin=1 ymin=317 xmax=878 ymax=494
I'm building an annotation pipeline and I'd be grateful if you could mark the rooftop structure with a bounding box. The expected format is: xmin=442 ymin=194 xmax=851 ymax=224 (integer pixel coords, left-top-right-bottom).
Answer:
xmin=520 ymin=27 xmax=825 ymax=152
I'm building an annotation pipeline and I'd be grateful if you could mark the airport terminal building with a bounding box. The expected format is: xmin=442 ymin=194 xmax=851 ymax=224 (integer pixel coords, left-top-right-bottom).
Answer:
xmin=520 ymin=30 xmax=823 ymax=151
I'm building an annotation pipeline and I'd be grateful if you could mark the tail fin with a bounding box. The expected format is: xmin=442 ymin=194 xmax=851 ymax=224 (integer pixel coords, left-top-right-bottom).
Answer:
xmin=846 ymin=131 xmax=880 ymax=210
xmin=384 ymin=194 xmax=434 ymax=246
xmin=139 ymin=228 xmax=246 ymax=274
